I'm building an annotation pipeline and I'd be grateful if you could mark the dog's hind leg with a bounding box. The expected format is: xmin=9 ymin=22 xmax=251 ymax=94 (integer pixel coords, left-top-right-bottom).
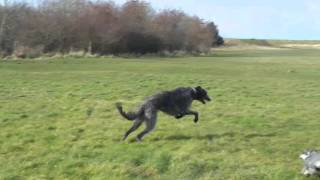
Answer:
xmin=136 ymin=108 xmax=157 ymax=141
xmin=123 ymin=120 xmax=143 ymax=141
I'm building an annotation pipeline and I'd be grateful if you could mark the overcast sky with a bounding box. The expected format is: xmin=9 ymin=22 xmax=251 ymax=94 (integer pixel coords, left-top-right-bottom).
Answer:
xmin=114 ymin=0 xmax=320 ymax=40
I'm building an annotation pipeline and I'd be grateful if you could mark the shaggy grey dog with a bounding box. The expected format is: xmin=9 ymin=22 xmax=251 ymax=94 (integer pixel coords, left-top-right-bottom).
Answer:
xmin=300 ymin=150 xmax=320 ymax=176
xmin=116 ymin=86 xmax=211 ymax=141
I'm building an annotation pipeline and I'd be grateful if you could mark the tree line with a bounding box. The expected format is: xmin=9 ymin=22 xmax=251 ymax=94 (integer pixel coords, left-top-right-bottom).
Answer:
xmin=0 ymin=0 xmax=224 ymax=57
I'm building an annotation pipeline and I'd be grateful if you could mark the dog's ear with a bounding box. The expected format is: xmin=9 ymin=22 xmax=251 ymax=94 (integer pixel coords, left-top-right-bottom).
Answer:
xmin=196 ymin=86 xmax=202 ymax=91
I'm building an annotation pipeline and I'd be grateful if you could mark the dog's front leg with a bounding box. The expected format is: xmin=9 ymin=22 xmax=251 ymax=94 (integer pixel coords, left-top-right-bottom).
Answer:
xmin=185 ymin=110 xmax=199 ymax=123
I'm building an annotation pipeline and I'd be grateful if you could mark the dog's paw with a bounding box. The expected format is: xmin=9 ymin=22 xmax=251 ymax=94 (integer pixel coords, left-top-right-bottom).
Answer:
xmin=194 ymin=118 xmax=199 ymax=123
xmin=135 ymin=137 xmax=142 ymax=143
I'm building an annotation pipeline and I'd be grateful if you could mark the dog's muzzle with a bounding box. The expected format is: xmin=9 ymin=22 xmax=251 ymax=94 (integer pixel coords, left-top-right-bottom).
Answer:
xmin=205 ymin=96 xmax=212 ymax=102
xmin=200 ymin=97 xmax=211 ymax=104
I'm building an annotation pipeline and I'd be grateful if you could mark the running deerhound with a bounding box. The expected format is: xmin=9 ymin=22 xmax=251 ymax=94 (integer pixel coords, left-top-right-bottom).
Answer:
xmin=116 ymin=86 xmax=211 ymax=141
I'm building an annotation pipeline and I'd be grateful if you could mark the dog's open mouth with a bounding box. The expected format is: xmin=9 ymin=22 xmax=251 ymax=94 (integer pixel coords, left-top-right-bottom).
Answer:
xmin=201 ymin=97 xmax=211 ymax=104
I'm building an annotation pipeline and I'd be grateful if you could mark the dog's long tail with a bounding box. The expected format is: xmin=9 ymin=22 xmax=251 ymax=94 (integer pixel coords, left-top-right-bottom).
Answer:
xmin=116 ymin=102 xmax=142 ymax=121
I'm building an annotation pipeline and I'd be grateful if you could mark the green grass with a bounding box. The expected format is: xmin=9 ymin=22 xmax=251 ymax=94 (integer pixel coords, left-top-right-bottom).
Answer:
xmin=1 ymin=49 xmax=320 ymax=179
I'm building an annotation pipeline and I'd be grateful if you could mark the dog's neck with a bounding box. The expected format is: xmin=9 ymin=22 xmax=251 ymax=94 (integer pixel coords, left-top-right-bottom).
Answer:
xmin=191 ymin=87 xmax=198 ymax=99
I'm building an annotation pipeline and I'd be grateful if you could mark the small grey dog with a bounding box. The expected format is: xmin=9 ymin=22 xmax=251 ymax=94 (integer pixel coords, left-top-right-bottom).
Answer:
xmin=300 ymin=150 xmax=320 ymax=176
xmin=116 ymin=86 xmax=211 ymax=141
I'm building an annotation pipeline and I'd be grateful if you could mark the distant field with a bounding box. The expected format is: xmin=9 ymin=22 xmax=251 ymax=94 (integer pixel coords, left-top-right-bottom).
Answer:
xmin=224 ymin=38 xmax=320 ymax=49
xmin=1 ymin=49 xmax=320 ymax=179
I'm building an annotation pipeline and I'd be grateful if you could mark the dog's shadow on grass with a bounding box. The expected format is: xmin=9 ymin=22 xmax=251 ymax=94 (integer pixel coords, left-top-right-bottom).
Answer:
xmin=151 ymin=132 xmax=236 ymax=142
xmin=244 ymin=133 xmax=277 ymax=138
xmin=116 ymin=132 xmax=277 ymax=143
xmin=151 ymin=132 xmax=277 ymax=142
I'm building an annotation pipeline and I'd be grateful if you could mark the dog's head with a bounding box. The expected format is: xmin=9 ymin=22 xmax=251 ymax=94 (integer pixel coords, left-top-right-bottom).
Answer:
xmin=193 ymin=86 xmax=211 ymax=104
xmin=300 ymin=150 xmax=314 ymax=160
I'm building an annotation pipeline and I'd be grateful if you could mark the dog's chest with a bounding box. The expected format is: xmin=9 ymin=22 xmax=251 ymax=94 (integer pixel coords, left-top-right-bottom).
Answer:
xmin=174 ymin=97 xmax=192 ymax=110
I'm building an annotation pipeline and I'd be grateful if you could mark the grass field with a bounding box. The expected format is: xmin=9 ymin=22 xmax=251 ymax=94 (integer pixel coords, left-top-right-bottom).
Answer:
xmin=1 ymin=49 xmax=320 ymax=179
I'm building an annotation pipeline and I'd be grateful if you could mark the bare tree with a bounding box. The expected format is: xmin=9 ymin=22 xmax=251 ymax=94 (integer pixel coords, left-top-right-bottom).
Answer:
xmin=0 ymin=0 xmax=223 ymax=56
xmin=183 ymin=16 xmax=213 ymax=52
xmin=0 ymin=0 xmax=8 ymax=53
xmin=153 ymin=10 xmax=187 ymax=51
xmin=207 ymin=22 xmax=224 ymax=46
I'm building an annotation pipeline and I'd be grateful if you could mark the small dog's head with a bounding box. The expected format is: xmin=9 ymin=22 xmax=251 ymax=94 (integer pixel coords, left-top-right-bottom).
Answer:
xmin=300 ymin=150 xmax=314 ymax=160
xmin=193 ymin=86 xmax=211 ymax=104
